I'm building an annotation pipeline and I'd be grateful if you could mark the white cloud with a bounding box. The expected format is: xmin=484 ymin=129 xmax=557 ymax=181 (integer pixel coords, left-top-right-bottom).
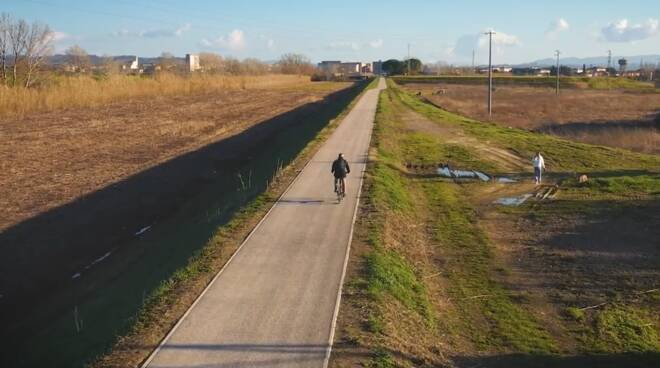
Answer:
xmin=546 ymin=18 xmax=570 ymax=39
xmin=328 ymin=41 xmax=361 ymax=50
xmin=112 ymin=24 xmax=191 ymax=38
xmin=452 ymin=29 xmax=520 ymax=58
xmin=267 ymin=39 xmax=275 ymax=49
xmin=50 ymin=31 xmax=70 ymax=42
xmin=369 ymin=39 xmax=384 ymax=48
xmin=201 ymin=29 xmax=246 ymax=50
xmin=601 ymin=18 xmax=659 ymax=42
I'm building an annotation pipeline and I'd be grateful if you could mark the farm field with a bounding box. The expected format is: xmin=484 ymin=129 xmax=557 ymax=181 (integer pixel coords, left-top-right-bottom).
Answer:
xmin=400 ymin=82 xmax=660 ymax=154
xmin=0 ymin=79 xmax=349 ymax=232
xmin=330 ymin=81 xmax=660 ymax=368
xmin=0 ymin=78 xmax=363 ymax=367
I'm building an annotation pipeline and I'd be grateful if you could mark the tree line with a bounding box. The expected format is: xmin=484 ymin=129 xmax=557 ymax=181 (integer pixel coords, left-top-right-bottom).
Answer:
xmin=382 ymin=58 xmax=423 ymax=75
xmin=0 ymin=13 xmax=54 ymax=87
xmin=1 ymin=12 xmax=318 ymax=89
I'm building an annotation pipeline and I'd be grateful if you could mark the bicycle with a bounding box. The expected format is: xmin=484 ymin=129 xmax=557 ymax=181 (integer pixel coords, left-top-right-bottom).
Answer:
xmin=334 ymin=177 xmax=346 ymax=203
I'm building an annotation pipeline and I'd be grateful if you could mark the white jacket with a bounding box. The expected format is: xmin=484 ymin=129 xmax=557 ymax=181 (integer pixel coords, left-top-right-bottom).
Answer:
xmin=533 ymin=155 xmax=545 ymax=169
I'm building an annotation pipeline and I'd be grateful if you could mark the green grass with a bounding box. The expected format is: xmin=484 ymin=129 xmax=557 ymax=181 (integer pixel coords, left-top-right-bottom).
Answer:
xmin=423 ymin=180 xmax=556 ymax=353
xmin=361 ymin=86 xmax=556 ymax=358
xmin=586 ymin=77 xmax=656 ymax=90
xmin=586 ymin=305 xmax=660 ymax=353
xmin=392 ymin=75 xmax=658 ymax=91
xmin=564 ymin=174 xmax=660 ymax=196
xmin=366 ymin=249 xmax=433 ymax=321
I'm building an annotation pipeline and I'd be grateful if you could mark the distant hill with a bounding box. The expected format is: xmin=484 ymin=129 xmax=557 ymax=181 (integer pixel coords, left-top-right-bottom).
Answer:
xmin=519 ymin=54 xmax=660 ymax=69
xmin=48 ymin=54 xmax=184 ymax=65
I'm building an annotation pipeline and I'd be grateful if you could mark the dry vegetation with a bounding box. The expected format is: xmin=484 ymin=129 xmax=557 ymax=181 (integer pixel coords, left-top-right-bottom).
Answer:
xmin=0 ymin=73 xmax=310 ymax=118
xmin=403 ymin=83 xmax=660 ymax=154
xmin=0 ymin=80 xmax=350 ymax=232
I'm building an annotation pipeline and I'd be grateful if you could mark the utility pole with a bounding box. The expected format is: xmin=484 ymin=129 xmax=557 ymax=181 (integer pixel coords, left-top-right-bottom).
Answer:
xmin=407 ymin=43 xmax=411 ymax=75
xmin=555 ymin=49 xmax=561 ymax=95
xmin=484 ymin=31 xmax=495 ymax=119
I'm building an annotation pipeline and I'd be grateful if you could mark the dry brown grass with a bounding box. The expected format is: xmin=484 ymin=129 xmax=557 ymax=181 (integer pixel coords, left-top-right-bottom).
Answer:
xmin=0 ymin=81 xmax=351 ymax=232
xmin=0 ymin=73 xmax=308 ymax=118
xmin=405 ymin=83 xmax=660 ymax=153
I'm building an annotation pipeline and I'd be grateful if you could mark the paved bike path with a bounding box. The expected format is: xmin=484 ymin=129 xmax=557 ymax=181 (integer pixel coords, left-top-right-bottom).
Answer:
xmin=144 ymin=78 xmax=385 ymax=368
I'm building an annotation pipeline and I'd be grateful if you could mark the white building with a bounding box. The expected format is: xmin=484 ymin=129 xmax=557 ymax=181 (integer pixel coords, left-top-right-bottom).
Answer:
xmin=186 ymin=54 xmax=201 ymax=72
xmin=129 ymin=56 xmax=139 ymax=70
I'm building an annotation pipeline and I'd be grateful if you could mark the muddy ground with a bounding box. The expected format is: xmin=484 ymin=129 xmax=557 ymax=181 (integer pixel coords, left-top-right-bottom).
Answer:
xmin=402 ymin=83 xmax=660 ymax=154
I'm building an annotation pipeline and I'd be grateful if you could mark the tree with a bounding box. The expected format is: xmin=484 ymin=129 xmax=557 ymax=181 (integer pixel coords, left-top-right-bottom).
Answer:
xmin=382 ymin=59 xmax=404 ymax=75
xmin=8 ymin=18 xmax=28 ymax=86
xmin=0 ymin=13 xmax=10 ymax=85
xmin=199 ymin=52 xmax=223 ymax=73
xmin=65 ymin=44 xmax=90 ymax=72
xmin=100 ymin=54 xmax=119 ymax=75
xmin=159 ymin=51 xmax=177 ymax=70
xmin=277 ymin=53 xmax=314 ymax=75
xmin=23 ymin=21 xmax=52 ymax=87
xmin=403 ymin=58 xmax=422 ymax=75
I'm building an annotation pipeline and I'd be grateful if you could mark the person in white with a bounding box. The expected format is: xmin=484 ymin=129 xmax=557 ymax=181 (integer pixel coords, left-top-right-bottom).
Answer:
xmin=533 ymin=152 xmax=546 ymax=184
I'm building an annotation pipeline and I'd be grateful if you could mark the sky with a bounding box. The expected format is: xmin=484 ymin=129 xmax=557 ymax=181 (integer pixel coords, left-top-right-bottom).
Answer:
xmin=3 ymin=0 xmax=659 ymax=65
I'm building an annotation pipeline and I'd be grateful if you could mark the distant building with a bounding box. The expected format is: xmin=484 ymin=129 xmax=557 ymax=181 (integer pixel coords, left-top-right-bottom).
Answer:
xmin=339 ymin=62 xmax=362 ymax=74
xmin=186 ymin=54 xmax=201 ymax=72
xmin=372 ymin=60 xmax=383 ymax=75
xmin=318 ymin=60 xmax=341 ymax=73
xmin=130 ymin=56 xmax=139 ymax=70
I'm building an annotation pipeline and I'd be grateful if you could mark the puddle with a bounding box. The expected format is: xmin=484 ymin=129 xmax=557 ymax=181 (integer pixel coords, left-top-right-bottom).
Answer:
xmin=436 ymin=166 xmax=491 ymax=182
xmin=497 ymin=177 xmax=517 ymax=183
xmin=494 ymin=194 xmax=532 ymax=206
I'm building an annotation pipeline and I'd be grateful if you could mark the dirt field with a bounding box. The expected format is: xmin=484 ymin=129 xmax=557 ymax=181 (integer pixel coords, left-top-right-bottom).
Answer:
xmin=0 ymin=82 xmax=348 ymax=232
xmin=0 ymin=80 xmax=363 ymax=367
xmin=402 ymin=83 xmax=660 ymax=153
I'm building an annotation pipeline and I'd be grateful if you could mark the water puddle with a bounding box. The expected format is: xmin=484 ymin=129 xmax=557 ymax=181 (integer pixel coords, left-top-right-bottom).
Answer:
xmin=497 ymin=177 xmax=517 ymax=183
xmin=436 ymin=166 xmax=491 ymax=182
xmin=494 ymin=194 xmax=532 ymax=206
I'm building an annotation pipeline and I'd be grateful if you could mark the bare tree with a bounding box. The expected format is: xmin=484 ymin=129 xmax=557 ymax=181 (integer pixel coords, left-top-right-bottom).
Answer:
xmin=0 ymin=13 xmax=10 ymax=85
xmin=8 ymin=18 xmax=28 ymax=86
xmin=277 ymin=53 xmax=314 ymax=75
xmin=100 ymin=54 xmax=119 ymax=75
xmin=159 ymin=51 xmax=177 ymax=70
xmin=199 ymin=52 xmax=223 ymax=73
xmin=23 ymin=21 xmax=52 ymax=87
xmin=65 ymin=44 xmax=89 ymax=72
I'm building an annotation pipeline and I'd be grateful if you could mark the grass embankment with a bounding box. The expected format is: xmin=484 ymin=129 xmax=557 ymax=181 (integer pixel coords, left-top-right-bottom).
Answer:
xmin=333 ymin=80 xmax=659 ymax=367
xmin=0 ymin=73 xmax=311 ymax=118
xmin=398 ymin=90 xmax=658 ymax=172
xmin=392 ymin=75 xmax=657 ymax=91
xmin=335 ymin=85 xmax=555 ymax=367
xmin=86 ymin=78 xmax=379 ymax=368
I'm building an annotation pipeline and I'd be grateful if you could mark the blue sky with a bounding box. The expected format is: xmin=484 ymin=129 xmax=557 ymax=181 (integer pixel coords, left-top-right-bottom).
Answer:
xmin=3 ymin=0 xmax=659 ymax=64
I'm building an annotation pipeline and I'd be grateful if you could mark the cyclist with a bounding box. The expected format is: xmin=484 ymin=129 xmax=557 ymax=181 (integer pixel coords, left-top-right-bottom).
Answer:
xmin=331 ymin=153 xmax=350 ymax=196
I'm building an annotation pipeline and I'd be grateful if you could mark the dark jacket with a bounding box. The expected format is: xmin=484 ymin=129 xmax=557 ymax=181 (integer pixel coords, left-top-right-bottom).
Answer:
xmin=331 ymin=158 xmax=350 ymax=177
